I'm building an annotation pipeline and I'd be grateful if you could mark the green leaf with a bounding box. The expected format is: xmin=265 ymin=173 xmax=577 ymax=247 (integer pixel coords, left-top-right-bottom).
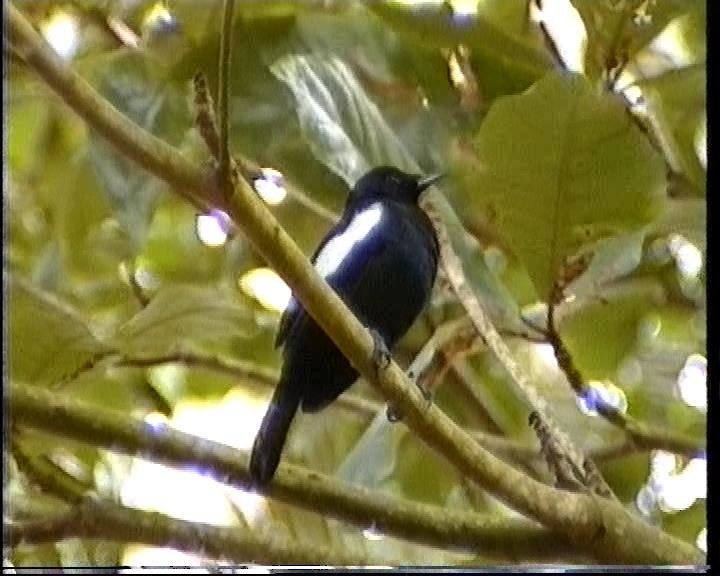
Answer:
xmin=271 ymin=54 xmax=418 ymax=184
xmin=467 ymin=71 xmax=666 ymax=298
xmin=639 ymin=65 xmax=706 ymax=194
xmin=572 ymin=0 xmax=703 ymax=81
xmin=9 ymin=276 xmax=110 ymax=385
xmin=273 ymin=53 xmax=521 ymax=325
xmin=114 ymin=284 xmax=253 ymax=357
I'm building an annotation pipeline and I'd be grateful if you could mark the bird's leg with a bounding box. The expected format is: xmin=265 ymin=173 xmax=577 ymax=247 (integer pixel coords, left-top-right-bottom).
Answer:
xmin=386 ymin=404 xmax=403 ymax=423
xmin=406 ymin=369 xmax=433 ymax=408
xmin=369 ymin=328 xmax=391 ymax=375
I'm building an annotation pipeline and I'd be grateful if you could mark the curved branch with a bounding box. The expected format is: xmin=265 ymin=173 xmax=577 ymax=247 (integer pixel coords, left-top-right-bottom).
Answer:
xmin=10 ymin=383 xmax=573 ymax=562
xmin=5 ymin=500 xmax=373 ymax=566
xmin=6 ymin=6 xmax=704 ymax=565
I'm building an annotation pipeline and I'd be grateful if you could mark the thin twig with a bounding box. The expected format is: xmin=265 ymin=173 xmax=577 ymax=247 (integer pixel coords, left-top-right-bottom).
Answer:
xmin=193 ymin=72 xmax=221 ymax=160
xmin=547 ymin=272 xmax=705 ymax=460
xmin=218 ymin=0 xmax=235 ymax=193
xmin=424 ymin=198 xmax=616 ymax=501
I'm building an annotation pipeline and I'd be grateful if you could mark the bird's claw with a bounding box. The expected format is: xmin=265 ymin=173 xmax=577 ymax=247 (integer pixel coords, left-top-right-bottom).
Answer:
xmin=370 ymin=328 xmax=391 ymax=375
xmin=417 ymin=382 xmax=433 ymax=407
xmin=386 ymin=404 xmax=403 ymax=423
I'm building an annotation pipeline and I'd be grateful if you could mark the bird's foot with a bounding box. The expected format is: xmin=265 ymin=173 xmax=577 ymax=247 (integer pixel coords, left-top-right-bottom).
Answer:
xmin=417 ymin=381 xmax=433 ymax=408
xmin=369 ymin=328 xmax=391 ymax=376
xmin=386 ymin=404 xmax=403 ymax=423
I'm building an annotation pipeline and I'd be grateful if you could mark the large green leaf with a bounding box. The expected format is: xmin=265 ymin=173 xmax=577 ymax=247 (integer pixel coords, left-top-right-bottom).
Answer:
xmin=467 ymin=71 xmax=665 ymax=299
xmin=9 ymin=276 xmax=110 ymax=385
xmin=640 ymin=65 xmax=706 ymax=194
xmin=571 ymin=0 xmax=704 ymax=82
xmin=114 ymin=284 xmax=254 ymax=357
xmin=272 ymin=53 xmax=521 ymax=326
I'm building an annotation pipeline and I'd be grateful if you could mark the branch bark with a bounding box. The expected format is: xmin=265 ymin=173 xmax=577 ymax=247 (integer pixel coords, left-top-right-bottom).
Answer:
xmin=10 ymin=383 xmax=572 ymax=562
xmin=5 ymin=499 xmax=373 ymax=566
xmin=7 ymin=5 xmax=704 ymax=566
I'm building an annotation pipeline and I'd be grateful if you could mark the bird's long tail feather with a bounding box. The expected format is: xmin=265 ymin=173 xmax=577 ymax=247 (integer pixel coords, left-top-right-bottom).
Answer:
xmin=249 ymin=378 xmax=300 ymax=487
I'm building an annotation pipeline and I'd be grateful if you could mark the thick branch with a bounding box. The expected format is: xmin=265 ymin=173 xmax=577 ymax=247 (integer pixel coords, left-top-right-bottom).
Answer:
xmin=5 ymin=499 xmax=372 ymax=566
xmin=10 ymin=383 xmax=572 ymax=562
xmin=7 ymin=6 xmax=704 ymax=565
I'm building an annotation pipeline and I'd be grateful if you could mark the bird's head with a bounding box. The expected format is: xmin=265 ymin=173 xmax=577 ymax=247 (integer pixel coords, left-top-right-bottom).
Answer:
xmin=349 ymin=166 xmax=444 ymax=206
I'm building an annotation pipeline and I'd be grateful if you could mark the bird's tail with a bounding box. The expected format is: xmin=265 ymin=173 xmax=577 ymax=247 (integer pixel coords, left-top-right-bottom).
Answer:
xmin=249 ymin=376 xmax=301 ymax=487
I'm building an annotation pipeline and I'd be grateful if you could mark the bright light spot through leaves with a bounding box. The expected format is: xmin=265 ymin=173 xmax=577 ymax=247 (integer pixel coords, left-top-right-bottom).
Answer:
xmin=254 ymin=168 xmax=287 ymax=205
xmin=530 ymin=0 xmax=587 ymax=74
xmin=637 ymin=451 xmax=706 ymax=516
xmin=120 ymin=390 xmax=268 ymax=565
xmin=196 ymin=210 xmax=232 ymax=247
xmin=576 ymin=380 xmax=627 ymax=417
xmin=239 ymin=268 xmax=292 ymax=313
xmin=677 ymin=354 xmax=707 ymax=411
xmin=41 ymin=11 xmax=80 ymax=61
xmin=668 ymin=234 xmax=703 ymax=279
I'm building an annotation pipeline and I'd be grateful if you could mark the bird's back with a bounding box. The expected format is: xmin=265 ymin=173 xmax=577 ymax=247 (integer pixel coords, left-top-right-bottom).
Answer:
xmin=282 ymin=199 xmax=438 ymax=412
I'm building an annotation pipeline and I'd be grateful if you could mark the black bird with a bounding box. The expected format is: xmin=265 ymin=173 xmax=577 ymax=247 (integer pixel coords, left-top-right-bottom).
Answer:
xmin=249 ymin=166 xmax=442 ymax=486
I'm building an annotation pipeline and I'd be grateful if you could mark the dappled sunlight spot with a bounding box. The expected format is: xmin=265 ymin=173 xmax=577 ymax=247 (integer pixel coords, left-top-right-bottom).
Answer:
xmin=142 ymin=2 xmax=178 ymax=35
xmin=196 ymin=210 xmax=231 ymax=247
xmin=647 ymin=14 xmax=697 ymax=70
xmin=133 ymin=262 xmax=161 ymax=292
xmin=530 ymin=342 xmax=559 ymax=372
xmin=120 ymin=545 xmax=210 ymax=573
xmin=119 ymin=391 xmax=270 ymax=564
xmin=239 ymin=267 xmax=292 ymax=313
xmin=695 ymin=115 xmax=707 ymax=170
xmin=363 ymin=523 xmax=386 ymax=542
xmin=448 ymin=0 xmax=477 ymax=17
xmin=636 ymin=313 xmax=662 ymax=349
xmin=637 ymin=450 xmax=706 ymax=516
xmin=254 ymin=168 xmax=287 ymax=205
xmin=520 ymin=301 xmax=548 ymax=334
xmin=668 ymin=234 xmax=703 ymax=280
xmin=530 ymin=0 xmax=587 ymax=74
xmin=576 ymin=380 xmax=627 ymax=417
xmin=696 ymin=527 xmax=707 ymax=553
xmin=41 ymin=10 xmax=80 ymax=61
xmin=676 ymin=354 xmax=706 ymax=412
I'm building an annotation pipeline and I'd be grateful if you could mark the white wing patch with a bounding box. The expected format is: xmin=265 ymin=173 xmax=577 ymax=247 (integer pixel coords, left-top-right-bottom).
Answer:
xmin=314 ymin=203 xmax=383 ymax=279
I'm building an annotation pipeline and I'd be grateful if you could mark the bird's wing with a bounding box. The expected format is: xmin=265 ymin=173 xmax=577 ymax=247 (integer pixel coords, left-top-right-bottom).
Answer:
xmin=274 ymin=203 xmax=387 ymax=349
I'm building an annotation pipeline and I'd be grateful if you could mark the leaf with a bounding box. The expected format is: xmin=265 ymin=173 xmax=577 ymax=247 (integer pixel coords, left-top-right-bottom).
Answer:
xmin=271 ymin=54 xmax=418 ymax=185
xmin=572 ymin=0 xmax=703 ymax=81
xmin=9 ymin=276 xmax=110 ymax=385
xmin=639 ymin=65 xmax=706 ymax=194
xmin=272 ymin=53 xmax=521 ymax=325
xmin=468 ymin=71 xmax=666 ymax=298
xmin=114 ymin=284 xmax=253 ymax=357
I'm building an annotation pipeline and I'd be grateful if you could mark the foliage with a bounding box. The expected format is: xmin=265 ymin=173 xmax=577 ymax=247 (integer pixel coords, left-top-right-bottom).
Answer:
xmin=7 ymin=0 xmax=705 ymax=568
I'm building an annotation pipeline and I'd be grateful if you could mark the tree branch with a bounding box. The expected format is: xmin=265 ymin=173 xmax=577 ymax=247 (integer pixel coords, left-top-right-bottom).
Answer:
xmin=10 ymin=383 xmax=574 ymax=562
xmin=425 ymin=200 xmax=616 ymax=500
xmin=5 ymin=499 xmax=373 ymax=566
xmin=217 ymin=0 xmax=235 ymax=190
xmin=7 ymin=5 xmax=704 ymax=565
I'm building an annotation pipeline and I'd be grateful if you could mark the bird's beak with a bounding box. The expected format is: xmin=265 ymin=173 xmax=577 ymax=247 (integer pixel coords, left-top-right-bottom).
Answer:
xmin=417 ymin=172 xmax=445 ymax=191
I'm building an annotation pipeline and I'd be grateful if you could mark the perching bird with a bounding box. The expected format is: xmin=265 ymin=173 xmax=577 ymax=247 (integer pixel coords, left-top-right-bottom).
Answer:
xmin=249 ymin=166 xmax=442 ymax=486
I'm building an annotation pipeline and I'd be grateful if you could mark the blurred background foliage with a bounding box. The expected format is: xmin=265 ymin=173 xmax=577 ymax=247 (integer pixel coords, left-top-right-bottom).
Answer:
xmin=7 ymin=0 xmax=706 ymax=568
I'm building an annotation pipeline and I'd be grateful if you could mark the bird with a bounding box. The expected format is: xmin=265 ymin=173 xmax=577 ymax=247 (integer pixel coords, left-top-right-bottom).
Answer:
xmin=249 ymin=166 xmax=443 ymax=486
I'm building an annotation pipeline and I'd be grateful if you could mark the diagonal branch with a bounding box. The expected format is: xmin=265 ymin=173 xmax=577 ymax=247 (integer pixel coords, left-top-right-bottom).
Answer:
xmin=6 ymin=5 xmax=704 ymax=565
